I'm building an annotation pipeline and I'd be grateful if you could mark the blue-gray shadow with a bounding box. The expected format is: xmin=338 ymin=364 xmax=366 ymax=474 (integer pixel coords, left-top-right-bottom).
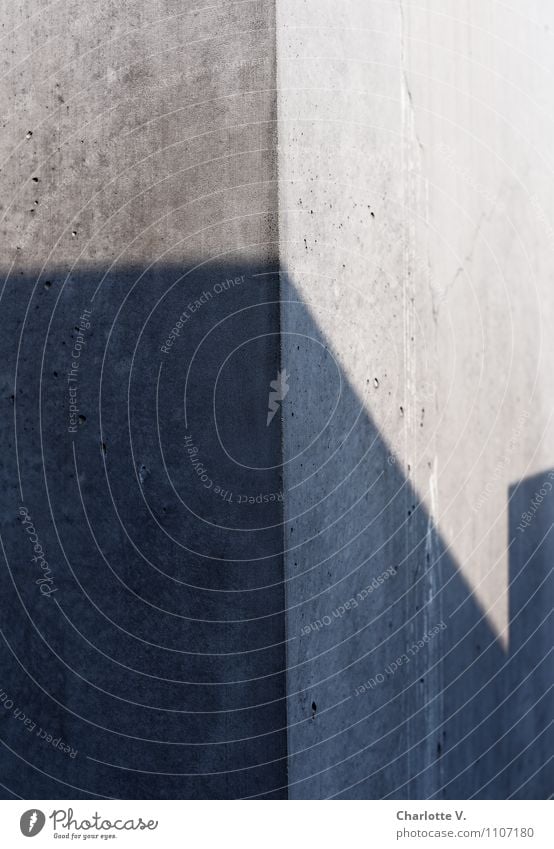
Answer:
xmin=280 ymin=279 xmax=552 ymax=800
xmin=0 ymin=263 xmax=551 ymax=799
xmin=0 ymin=260 xmax=286 ymax=799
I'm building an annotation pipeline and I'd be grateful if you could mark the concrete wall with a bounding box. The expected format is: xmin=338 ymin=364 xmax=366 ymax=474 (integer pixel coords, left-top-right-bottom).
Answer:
xmin=0 ymin=0 xmax=287 ymax=799
xmin=277 ymin=0 xmax=554 ymax=798
xmin=0 ymin=0 xmax=552 ymax=800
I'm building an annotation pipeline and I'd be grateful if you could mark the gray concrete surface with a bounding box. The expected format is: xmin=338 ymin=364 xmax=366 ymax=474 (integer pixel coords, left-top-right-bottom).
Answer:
xmin=0 ymin=0 xmax=287 ymax=799
xmin=277 ymin=0 xmax=554 ymax=798
xmin=0 ymin=0 xmax=552 ymax=800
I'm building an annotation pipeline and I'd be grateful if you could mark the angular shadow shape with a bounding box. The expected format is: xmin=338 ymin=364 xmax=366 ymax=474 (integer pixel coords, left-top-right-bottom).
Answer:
xmin=0 ymin=264 xmax=551 ymax=799
xmin=280 ymin=276 xmax=552 ymax=799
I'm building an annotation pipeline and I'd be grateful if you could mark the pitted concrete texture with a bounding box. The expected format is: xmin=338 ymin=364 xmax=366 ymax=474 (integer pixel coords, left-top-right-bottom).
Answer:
xmin=0 ymin=0 xmax=552 ymax=800
xmin=277 ymin=0 xmax=554 ymax=798
xmin=0 ymin=1 xmax=287 ymax=799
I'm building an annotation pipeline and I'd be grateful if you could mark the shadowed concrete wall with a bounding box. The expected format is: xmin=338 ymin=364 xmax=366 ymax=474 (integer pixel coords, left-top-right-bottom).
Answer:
xmin=0 ymin=0 xmax=287 ymax=799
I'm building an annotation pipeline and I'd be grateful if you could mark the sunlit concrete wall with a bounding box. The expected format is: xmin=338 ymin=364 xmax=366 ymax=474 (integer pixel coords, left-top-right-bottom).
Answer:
xmin=277 ymin=0 xmax=554 ymax=798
